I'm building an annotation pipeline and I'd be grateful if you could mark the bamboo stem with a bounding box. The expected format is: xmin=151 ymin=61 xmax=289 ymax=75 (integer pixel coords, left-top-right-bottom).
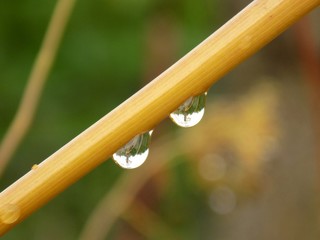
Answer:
xmin=0 ymin=0 xmax=319 ymax=236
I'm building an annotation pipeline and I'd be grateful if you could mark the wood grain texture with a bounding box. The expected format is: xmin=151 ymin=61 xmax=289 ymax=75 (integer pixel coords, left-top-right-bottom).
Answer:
xmin=0 ymin=0 xmax=319 ymax=235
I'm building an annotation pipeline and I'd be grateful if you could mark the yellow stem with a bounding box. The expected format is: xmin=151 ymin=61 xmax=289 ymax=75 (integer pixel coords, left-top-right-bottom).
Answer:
xmin=0 ymin=0 xmax=319 ymax=236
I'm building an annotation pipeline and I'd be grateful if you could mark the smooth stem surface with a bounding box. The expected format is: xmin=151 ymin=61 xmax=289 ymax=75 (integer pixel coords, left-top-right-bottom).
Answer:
xmin=0 ymin=0 xmax=319 ymax=236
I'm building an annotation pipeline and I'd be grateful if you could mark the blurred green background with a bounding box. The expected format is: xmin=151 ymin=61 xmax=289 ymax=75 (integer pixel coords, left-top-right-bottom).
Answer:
xmin=1 ymin=0 xmax=320 ymax=239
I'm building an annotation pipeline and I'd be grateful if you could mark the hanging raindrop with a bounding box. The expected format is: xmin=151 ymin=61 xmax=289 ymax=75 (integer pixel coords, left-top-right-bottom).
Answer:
xmin=112 ymin=131 xmax=152 ymax=169
xmin=170 ymin=92 xmax=207 ymax=128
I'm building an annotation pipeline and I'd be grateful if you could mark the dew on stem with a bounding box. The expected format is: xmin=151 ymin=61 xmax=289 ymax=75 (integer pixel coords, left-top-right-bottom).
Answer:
xmin=170 ymin=92 xmax=207 ymax=128
xmin=112 ymin=131 xmax=153 ymax=169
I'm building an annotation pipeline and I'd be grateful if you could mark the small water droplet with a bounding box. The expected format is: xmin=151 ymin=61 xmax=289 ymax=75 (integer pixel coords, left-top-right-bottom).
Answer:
xmin=32 ymin=164 xmax=38 ymax=170
xmin=112 ymin=131 xmax=152 ymax=169
xmin=170 ymin=92 xmax=207 ymax=128
xmin=0 ymin=204 xmax=21 ymax=224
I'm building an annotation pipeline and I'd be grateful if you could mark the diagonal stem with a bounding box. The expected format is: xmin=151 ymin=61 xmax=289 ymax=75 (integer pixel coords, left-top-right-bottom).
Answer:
xmin=0 ymin=0 xmax=319 ymax=236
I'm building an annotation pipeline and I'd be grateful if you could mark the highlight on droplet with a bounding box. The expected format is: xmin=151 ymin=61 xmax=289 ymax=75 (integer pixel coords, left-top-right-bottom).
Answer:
xmin=112 ymin=131 xmax=152 ymax=169
xmin=170 ymin=92 xmax=207 ymax=128
xmin=31 ymin=164 xmax=39 ymax=170
xmin=0 ymin=204 xmax=21 ymax=224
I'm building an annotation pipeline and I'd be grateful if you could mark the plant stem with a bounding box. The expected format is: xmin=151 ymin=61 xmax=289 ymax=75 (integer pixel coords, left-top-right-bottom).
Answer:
xmin=0 ymin=0 xmax=319 ymax=236
xmin=79 ymin=135 xmax=180 ymax=240
xmin=0 ymin=0 xmax=76 ymax=176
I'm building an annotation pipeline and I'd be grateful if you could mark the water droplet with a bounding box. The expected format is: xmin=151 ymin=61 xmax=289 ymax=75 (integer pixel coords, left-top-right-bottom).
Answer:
xmin=31 ymin=164 xmax=38 ymax=170
xmin=170 ymin=92 xmax=207 ymax=128
xmin=0 ymin=204 xmax=21 ymax=224
xmin=112 ymin=131 xmax=152 ymax=169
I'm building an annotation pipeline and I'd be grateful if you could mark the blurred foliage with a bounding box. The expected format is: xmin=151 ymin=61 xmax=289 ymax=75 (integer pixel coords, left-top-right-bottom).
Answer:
xmin=0 ymin=0 xmax=222 ymax=182
xmin=1 ymin=0 xmax=319 ymax=240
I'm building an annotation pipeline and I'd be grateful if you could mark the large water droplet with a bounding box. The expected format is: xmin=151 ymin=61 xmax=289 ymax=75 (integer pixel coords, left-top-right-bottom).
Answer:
xmin=170 ymin=92 xmax=207 ymax=128
xmin=112 ymin=131 xmax=152 ymax=169
xmin=0 ymin=204 xmax=21 ymax=224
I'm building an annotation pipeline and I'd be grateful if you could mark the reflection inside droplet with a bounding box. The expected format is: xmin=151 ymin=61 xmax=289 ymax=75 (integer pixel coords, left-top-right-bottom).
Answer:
xmin=112 ymin=131 xmax=152 ymax=169
xmin=0 ymin=204 xmax=21 ymax=224
xmin=209 ymin=186 xmax=236 ymax=215
xmin=170 ymin=92 xmax=207 ymax=128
